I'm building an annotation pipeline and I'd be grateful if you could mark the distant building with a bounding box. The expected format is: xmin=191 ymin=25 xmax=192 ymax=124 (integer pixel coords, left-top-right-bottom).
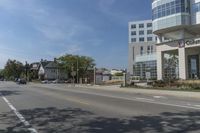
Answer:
xmin=38 ymin=59 xmax=68 ymax=80
xmin=128 ymin=20 xmax=159 ymax=79
xmin=110 ymin=69 xmax=123 ymax=75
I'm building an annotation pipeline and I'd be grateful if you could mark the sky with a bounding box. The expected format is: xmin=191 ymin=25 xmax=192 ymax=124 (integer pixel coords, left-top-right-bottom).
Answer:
xmin=0 ymin=0 xmax=152 ymax=69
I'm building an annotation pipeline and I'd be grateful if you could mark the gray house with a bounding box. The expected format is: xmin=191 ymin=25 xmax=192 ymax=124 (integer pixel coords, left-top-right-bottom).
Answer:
xmin=38 ymin=60 xmax=68 ymax=80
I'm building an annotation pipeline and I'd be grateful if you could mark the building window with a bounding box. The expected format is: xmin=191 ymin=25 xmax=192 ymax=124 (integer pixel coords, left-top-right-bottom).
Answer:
xmin=133 ymin=61 xmax=157 ymax=79
xmin=131 ymin=38 xmax=136 ymax=42
xmin=192 ymin=2 xmax=200 ymax=13
xmin=164 ymin=37 xmax=169 ymax=41
xmin=131 ymin=24 xmax=136 ymax=29
xmin=131 ymin=31 xmax=136 ymax=35
xmin=151 ymin=45 xmax=154 ymax=53
xmin=139 ymin=31 xmax=144 ymax=35
xmin=147 ymin=37 xmax=153 ymax=41
xmin=147 ymin=23 xmax=152 ymax=27
xmin=147 ymin=30 xmax=152 ymax=34
xmin=139 ymin=37 xmax=144 ymax=42
xmin=139 ymin=24 xmax=144 ymax=28
xmin=140 ymin=46 xmax=144 ymax=55
xmin=152 ymin=0 xmax=190 ymax=20
xmin=147 ymin=46 xmax=150 ymax=54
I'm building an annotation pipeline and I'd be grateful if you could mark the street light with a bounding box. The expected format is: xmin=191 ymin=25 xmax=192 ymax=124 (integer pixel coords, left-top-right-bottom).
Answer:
xmin=25 ymin=61 xmax=28 ymax=81
xmin=94 ymin=66 xmax=96 ymax=85
xmin=76 ymin=58 xmax=79 ymax=84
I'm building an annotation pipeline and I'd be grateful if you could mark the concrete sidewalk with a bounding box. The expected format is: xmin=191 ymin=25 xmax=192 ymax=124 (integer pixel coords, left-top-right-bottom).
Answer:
xmin=77 ymin=84 xmax=200 ymax=99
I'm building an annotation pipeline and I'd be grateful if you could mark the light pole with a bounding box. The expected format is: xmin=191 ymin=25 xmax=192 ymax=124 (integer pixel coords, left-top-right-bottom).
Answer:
xmin=25 ymin=61 xmax=28 ymax=81
xmin=94 ymin=66 xmax=96 ymax=85
xmin=76 ymin=58 xmax=79 ymax=84
xmin=55 ymin=58 xmax=59 ymax=81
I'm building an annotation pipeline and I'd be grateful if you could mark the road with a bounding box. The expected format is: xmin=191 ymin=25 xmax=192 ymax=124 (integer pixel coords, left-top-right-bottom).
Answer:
xmin=1 ymin=82 xmax=200 ymax=133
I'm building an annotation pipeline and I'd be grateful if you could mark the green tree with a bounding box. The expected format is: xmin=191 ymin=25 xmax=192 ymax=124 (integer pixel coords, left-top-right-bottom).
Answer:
xmin=57 ymin=54 xmax=95 ymax=82
xmin=4 ymin=59 xmax=24 ymax=80
xmin=0 ymin=69 xmax=4 ymax=79
xmin=114 ymin=72 xmax=123 ymax=76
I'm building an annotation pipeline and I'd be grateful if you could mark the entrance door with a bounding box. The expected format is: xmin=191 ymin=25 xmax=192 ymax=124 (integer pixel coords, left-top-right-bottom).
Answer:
xmin=188 ymin=55 xmax=199 ymax=79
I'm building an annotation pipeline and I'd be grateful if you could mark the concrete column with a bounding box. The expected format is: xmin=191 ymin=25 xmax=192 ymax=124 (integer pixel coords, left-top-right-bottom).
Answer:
xmin=157 ymin=34 xmax=163 ymax=44
xmin=157 ymin=48 xmax=163 ymax=80
xmin=178 ymin=48 xmax=187 ymax=80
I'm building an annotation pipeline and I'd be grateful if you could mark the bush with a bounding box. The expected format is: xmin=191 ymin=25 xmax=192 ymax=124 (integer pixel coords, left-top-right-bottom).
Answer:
xmin=175 ymin=80 xmax=200 ymax=90
xmin=153 ymin=80 xmax=166 ymax=87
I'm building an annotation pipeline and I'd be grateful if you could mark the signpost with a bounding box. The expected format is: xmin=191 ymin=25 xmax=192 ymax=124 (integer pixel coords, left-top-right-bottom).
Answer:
xmin=146 ymin=72 xmax=151 ymax=83
xmin=71 ymin=71 xmax=76 ymax=86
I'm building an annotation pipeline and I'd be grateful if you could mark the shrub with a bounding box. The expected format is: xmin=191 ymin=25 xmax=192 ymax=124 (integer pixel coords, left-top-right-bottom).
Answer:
xmin=153 ymin=80 xmax=166 ymax=87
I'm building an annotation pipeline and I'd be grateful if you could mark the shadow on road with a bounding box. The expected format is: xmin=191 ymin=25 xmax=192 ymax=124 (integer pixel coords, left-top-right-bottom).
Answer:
xmin=0 ymin=90 xmax=21 ymax=96
xmin=0 ymin=107 xmax=200 ymax=133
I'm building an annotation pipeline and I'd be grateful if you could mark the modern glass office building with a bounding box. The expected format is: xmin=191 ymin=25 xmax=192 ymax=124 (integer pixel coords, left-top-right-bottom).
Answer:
xmin=152 ymin=0 xmax=200 ymax=80
xmin=128 ymin=20 xmax=158 ymax=79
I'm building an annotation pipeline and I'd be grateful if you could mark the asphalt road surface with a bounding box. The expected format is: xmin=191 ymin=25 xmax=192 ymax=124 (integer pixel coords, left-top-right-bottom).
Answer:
xmin=1 ymin=82 xmax=200 ymax=133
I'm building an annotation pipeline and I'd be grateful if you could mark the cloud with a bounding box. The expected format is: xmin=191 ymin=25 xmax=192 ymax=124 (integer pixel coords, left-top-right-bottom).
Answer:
xmin=0 ymin=0 xmax=105 ymax=68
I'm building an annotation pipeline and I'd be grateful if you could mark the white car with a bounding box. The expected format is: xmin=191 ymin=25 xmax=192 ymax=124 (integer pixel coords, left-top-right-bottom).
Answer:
xmin=41 ymin=80 xmax=50 ymax=84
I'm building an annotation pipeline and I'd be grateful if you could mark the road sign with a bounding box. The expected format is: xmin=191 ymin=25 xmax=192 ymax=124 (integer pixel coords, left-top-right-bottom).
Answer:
xmin=146 ymin=72 xmax=151 ymax=79
xmin=71 ymin=71 xmax=76 ymax=76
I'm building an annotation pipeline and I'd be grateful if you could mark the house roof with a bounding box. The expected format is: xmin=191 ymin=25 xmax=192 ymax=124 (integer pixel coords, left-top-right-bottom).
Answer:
xmin=41 ymin=61 xmax=58 ymax=68
xmin=30 ymin=62 xmax=40 ymax=70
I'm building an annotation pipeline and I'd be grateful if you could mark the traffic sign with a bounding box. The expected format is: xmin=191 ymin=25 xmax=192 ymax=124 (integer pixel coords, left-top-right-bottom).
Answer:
xmin=71 ymin=71 xmax=76 ymax=76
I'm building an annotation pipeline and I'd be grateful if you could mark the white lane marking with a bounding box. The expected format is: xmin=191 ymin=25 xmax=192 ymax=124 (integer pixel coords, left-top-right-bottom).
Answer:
xmin=153 ymin=96 xmax=167 ymax=99
xmin=34 ymin=86 xmax=200 ymax=110
xmin=194 ymin=105 xmax=200 ymax=107
xmin=136 ymin=97 xmax=155 ymax=102
xmin=1 ymin=94 xmax=38 ymax=133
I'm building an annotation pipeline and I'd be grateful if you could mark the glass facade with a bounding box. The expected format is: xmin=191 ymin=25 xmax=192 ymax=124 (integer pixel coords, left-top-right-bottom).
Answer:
xmin=152 ymin=0 xmax=190 ymax=20
xmin=192 ymin=2 xmax=200 ymax=13
xmin=133 ymin=61 xmax=157 ymax=79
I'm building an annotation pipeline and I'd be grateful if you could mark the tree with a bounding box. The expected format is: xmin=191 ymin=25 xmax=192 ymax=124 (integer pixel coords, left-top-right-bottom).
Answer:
xmin=163 ymin=53 xmax=178 ymax=85
xmin=114 ymin=72 xmax=123 ymax=76
xmin=0 ymin=69 xmax=4 ymax=79
xmin=57 ymin=54 xmax=95 ymax=82
xmin=4 ymin=59 xmax=24 ymax=80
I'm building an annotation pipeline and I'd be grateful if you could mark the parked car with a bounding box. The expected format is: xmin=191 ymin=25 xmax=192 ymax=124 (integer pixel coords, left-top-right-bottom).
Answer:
xmin=41 ymin=80 xmax=50 ymax=84
xmin=52 ymin=79 xmax=65 ymax=84
xmin=65 ymin=79 xmax=72 ymax=83
xmin=17 ymin=78 xmax=27 ymax=84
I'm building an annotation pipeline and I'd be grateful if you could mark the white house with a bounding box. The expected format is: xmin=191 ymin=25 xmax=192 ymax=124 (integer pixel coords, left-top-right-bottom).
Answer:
xmin=38 ymin=59 xmax=68 ymax=80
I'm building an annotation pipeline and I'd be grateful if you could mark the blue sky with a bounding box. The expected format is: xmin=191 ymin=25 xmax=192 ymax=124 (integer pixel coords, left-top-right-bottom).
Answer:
xmin=0 ymin=0 xmax=152 ymax=69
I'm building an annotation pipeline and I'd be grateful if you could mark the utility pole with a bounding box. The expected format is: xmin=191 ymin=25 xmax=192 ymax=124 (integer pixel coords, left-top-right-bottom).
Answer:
xmin=94 ymin=66 xmax=96 ymax=85
xmin=55 ymin=58 xmax=58 ymax=81
xmin=76 ymin=58 xmax=79 ymax=84
xmin=25 ymin=61 xmax=28 ymax=81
